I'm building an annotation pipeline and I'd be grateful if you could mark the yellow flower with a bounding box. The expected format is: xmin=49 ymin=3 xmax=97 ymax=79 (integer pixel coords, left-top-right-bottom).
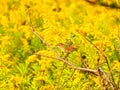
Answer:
xmin=0 ymin=16 xmax=9 ymax=26
xmin=20 ymin=38 xmax=28 ymax=46
xmin=1 ymin=36 xmax=10 ymax=49
xmin=39 ymin=60 xmax=52 ymax=70
xmin=27 ymin=55 xmax=38 ymax=63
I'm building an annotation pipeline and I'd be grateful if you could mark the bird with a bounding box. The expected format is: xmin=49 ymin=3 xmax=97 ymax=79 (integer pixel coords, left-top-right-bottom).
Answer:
xmin=57 ymin=43 xmax=77 ymax=53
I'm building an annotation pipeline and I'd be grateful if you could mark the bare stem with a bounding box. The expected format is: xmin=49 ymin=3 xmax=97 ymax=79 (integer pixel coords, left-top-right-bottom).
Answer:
xmin=36 ymin=53 xmax=98 ymax=74
xmin=100 ymin=67 xmax=115 ymax=90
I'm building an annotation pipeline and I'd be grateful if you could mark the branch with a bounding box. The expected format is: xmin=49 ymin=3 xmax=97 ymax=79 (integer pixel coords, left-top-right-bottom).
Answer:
xmin=36 ymin=53 xmax=98 ymax=75
xmin=99 ymin=67 xmax=115 ymax=90
xmin=86 ymin=0 xmax=120 ymax=9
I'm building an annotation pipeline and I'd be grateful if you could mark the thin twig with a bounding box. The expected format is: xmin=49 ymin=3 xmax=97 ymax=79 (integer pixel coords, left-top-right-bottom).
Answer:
xmin=104 ymin=56 xmax=117 ymax=89
xmin=76 ymin=30 xmax=99 ymax=50
xmin=100 ymin=67 xmax=115 ymax=90
xmin=98 ymin=66 xmax=111 ymax=90
xmin=36 ymin=53 xmax=98 ymax=74
xmin=86 ymin=0 xmax=120 ymax=9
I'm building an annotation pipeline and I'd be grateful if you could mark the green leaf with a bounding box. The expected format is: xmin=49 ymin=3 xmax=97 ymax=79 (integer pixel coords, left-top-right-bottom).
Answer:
xmin=116 ymin=18 xmax=120 ymax=24
xmin=0 ymin=24 xmax=4 ymax=34
xmin=36 ymin=17 xmax=44 ymax=27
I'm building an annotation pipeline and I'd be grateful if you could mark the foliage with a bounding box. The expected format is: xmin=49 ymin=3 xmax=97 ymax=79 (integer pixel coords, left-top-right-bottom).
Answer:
xmin=0 ymin=0 xmax=120 ymax=89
